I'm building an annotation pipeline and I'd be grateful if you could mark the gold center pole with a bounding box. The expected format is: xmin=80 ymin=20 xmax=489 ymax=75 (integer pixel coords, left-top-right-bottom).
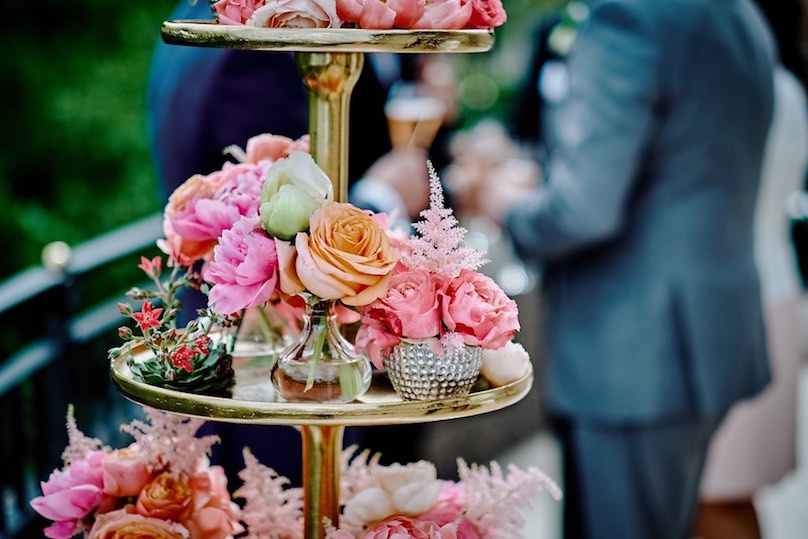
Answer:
xmin=295 ymin=50 xmax=363 ymax=538
xmin=300 ymin=425 xmax=344 ymax=539
xmin=297 ymin=51 xmax=364 ymax=202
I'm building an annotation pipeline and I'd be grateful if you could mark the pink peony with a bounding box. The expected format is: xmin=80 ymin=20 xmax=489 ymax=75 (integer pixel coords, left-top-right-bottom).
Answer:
xmin=30 ymin=451 xmax=107 ymax=537
xmin=441 ymin=269 xmax=519 ymax=349
xmin=363 ymin=516 xmax=458 ymax=538
xmin=212 ymin=0 xmax=266 ymax=25
xmin=102 ymin=447 xmax=153 ymax=498
xmin=244 ymin=133 xmax=308 ymax=164
xmin=162 ymin=162 xmax=267 ymax=265
xmin=414 ymin=0 xmax=471 ymax=29
xmin=168 ymin=163 xmax=266 ymax=243
xmin=466 ymin=0 xmax=506 ymax=28
xmin=181 ymin=465 xmax=244 ymax=539
xmin=205 ymin=215 xmax=279 ymax=315
xmin=87 ymin=508 xmax=189 ymax=539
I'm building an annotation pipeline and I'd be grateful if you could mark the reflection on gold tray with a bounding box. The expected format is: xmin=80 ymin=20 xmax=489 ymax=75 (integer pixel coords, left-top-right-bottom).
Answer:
xmin=110 ymin=351 xmax=532 ymax=426
xmin=161 ymin=20 xmax=495 ymax=53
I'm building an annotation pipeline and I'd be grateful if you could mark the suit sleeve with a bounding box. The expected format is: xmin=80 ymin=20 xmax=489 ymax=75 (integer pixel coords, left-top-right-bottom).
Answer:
xmin=506 ymin=2 xmax=661 ymax=264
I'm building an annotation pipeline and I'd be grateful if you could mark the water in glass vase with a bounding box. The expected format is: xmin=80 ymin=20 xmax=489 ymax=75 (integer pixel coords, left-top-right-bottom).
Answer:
xmin=271 ymin=298 xmax=371 ymax=403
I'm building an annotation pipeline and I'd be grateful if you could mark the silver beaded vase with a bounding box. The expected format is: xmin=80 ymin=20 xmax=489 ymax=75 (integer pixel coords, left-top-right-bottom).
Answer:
xmin=384 ymin=341 xmax=483 ymax=401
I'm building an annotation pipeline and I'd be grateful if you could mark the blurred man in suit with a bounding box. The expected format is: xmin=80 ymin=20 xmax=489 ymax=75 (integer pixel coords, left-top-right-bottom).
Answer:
xmin=483 ymin=0 xmax=775 ymax=537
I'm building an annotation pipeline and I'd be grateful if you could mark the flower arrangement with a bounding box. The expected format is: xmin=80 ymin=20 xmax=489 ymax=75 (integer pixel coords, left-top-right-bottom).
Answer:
xmin=327 ymin=447 xmax=562 ymax=538
xmin=111 ymin=132 xmax=404 ymax=401
xmin=211 ymin=0 xmax=507 ymax=30
xmin=109 ymin=134 xmax=312 ymax=394
xmin=30 ymin=406 xmax=246 ymax=539
xmin=31 ymin=409 xmax=559 ymax=538
xmin=354 ymin=164 xmax=520 ymax=371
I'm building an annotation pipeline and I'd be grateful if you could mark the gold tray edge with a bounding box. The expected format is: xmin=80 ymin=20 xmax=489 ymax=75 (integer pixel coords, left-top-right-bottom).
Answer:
xmin=109 ymin=355 xmax=533 ymax=426
xmin=161 ymin=20 xmax=495 ymax=53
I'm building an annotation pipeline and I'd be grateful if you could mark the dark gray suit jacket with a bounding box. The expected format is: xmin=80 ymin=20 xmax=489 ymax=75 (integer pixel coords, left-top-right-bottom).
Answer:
xmin=507 ymin=0 xmax=775 ymax=422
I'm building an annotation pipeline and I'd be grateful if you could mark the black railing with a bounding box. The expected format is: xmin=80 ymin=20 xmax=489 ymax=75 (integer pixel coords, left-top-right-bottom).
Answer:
xmin=0 ymin=212 xmax=162 ymax=538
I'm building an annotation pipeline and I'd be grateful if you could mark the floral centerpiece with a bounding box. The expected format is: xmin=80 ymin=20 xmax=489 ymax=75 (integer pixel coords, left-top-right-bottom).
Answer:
xmin=353 ymin=164 xmax=522 ymax=400
xmin=110 ymin=134 xmax=311 ymax=395
xmin=31 ymin=407 xmax=559 ymax=538
xmin=112 ymin=132 xmax=400 ymax=403
xmin=327 ymin=447 xmax=562 ymax=538
xmin=211 ymin=0 xmax=507 ymax=31
xmin=30 ymin=406 xmax=245 ymax=539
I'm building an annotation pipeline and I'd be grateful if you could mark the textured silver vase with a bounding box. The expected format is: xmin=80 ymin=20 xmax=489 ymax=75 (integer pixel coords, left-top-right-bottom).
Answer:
xmin=384 ymin=342 xmax=483 ymax=401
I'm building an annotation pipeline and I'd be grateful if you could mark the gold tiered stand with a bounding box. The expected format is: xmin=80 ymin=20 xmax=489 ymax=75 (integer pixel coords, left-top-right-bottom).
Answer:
xmin=111 ymin=22 xmax=532 ymax=539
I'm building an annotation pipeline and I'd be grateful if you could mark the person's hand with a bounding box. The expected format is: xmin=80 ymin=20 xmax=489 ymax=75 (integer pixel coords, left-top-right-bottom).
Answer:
xmin=476 ymin=159 xmax=541 ymax=225
xmin=363 ymin=147 xmax=431 ymax=219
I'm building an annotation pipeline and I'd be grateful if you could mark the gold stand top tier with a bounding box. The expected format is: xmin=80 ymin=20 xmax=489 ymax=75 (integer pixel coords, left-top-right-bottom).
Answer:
xmin=161 ymin=20 xmax=494 ymax=53
xmin=110 ymin=352 xmax=532 ymax=426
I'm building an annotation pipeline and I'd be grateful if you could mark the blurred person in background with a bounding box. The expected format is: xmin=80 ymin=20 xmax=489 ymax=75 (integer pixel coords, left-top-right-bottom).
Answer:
xmin=146 ymin=0 xmax=440 ymax=485
xmin=480 ymin=0 xmax=775 ymax=537
xmin=698 ymin=0 xmax=808 ymax=535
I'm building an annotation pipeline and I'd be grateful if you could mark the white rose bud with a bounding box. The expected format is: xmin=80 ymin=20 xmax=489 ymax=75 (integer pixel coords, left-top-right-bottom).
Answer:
xmin=480 ymin=341 xmax=531 ymax=387
xmin=378 ymin=461 xmax=437 ymax=494
xmin=392 ymin=480 xmax=442 ymax=516
xmin=260 ymin=151 xmax=333 ymax=240
xmin=342 ymin=488 xmax=395 ymax=526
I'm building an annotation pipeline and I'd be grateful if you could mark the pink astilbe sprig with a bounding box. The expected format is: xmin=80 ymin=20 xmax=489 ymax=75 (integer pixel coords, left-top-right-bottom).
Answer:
xmin=234 ymin=448 xmax=304 ymax=539
xmin=405 ymin=162 xmax=487 ymax=279
xmin=61 ymin=405 xmax=106 ymax=467
xmin=119 ymin=407 xmax=219 ymax=478
xmin=339 ymin=445 xmax=382 ymax=502
xmin=457 ymin=459 xmax=562 ymax=538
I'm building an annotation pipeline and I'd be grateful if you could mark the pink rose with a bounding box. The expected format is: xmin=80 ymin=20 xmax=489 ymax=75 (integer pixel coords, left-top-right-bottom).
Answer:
xmin=337 ymin=0 xmax=424 ymax=28
xmin=388 ymin=0 xmax=425 ymax=28
xmin=363 ymin=516 xmax=458 ymax=538
xmin=88 ymin=508 xmax=189 ymax=539
xmin=102 ymin=447 xmax=152 ymax=498
xmin=441 ymin=269 xmax=519 ymax=349
xmin=212 ymin=0 xmax=266 ymax=25
xmin=355 ymin=317 xmax=401 ymax=369
xmin=359 ymin=0 xmax=397 ymax=29
xmin=376 ymin=268 xmax=442 ymax=339
xmin=205 ymin=215 xmax=279 ymax=315
xmin=244 ymin=133 xmax=308 ymax=164
xmin=180 ymin=466 xmax=244 ymax=539
xmin=31 ymin=451 xmax=107 ymax=530
xmin=248 ymin=0 xmax=339 ymax=28
xmin=420 ymin=484 xmax=481 ymax=539
xmin=466 ymin=0 xmax=506 ymax=28
xmin=414 ymin=0 xmax=471 ymax=29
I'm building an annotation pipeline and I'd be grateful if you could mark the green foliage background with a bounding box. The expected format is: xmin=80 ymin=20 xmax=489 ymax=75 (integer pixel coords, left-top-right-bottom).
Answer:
xmin=1 ymin=0 xmax=563 ymax=281
xmin=2 ymin=1 xmax=176 ymax=279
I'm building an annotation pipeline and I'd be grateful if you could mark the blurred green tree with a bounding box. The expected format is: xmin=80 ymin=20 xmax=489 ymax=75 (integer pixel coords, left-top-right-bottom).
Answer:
xmin=1 ymin=1 xmax=175 ymax=279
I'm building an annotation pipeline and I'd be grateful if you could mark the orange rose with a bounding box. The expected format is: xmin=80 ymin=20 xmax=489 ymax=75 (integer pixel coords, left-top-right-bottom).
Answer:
xmin=135 ymin=472 xmax=193 ymax=521
xmin=290 ymin=203 xmax=399 ymax=306
xmin=87 ymin=508 xmax=188 ymax=539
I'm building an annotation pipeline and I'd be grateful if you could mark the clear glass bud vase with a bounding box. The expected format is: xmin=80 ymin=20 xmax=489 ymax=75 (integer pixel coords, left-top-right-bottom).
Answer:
xmin=270 ymin=298 xmax=371 ymax=403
